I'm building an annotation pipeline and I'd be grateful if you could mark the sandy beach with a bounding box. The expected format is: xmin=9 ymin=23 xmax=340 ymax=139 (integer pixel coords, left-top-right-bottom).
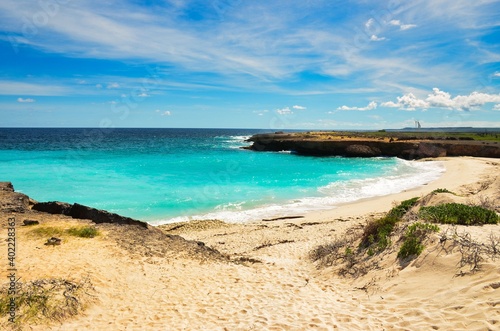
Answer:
xmin=1 ymin=156 xmax=499 ymax=330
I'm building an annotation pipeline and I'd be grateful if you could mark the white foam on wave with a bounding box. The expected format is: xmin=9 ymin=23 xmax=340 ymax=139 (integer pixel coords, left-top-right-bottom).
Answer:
xmin=152 ymin=159 xmax=445 ymax=225
xmin=216 ymin=135 xmax=252 ymax=149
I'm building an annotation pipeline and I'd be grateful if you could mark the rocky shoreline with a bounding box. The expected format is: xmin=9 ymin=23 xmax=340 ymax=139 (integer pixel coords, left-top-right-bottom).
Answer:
xmin=245 ymin=132 xmax=500 ymax=159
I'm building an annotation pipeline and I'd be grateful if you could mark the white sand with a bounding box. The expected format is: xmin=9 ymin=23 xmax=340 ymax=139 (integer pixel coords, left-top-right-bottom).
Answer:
xmin=1 ymin=157 xmax=499 ymax=330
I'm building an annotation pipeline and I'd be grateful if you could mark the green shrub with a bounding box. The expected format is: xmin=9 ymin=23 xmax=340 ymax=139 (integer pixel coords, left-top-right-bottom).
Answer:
xmin=419 ymin=203 xmax=498 ymax=225
xmin=398 ymin=222 xmax=440 ymax=259
xmin=360 ymin=197 xmax=420 ymax=251
xmin=387 ymin=197 xmax=420 ymax=219
xmin=432 ymin=188 xmax=455 ymax=194
xmin=66 ymin=226 xmax=99 ymax=238
xmin=29 ymin=226 xmax=99 ymax=239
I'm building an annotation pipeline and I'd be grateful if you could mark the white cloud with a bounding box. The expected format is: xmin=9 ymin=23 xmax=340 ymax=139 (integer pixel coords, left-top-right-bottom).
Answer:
xmin=381 ymin=88 xmax=500 ymax=111
xmin=365 ymin=18 xmax=375 ymax=29
xmin=0 ymin=0 xmax=495 ymax=99
xmin=370 ymin=35 xmax=386 ymax=41
xmin=253 ymin=109 xmax=269 ymax=116
xmin=107 ymin=82 xmax=120 ymax=89
xmin=400 ymin=24 xmax=417 ymax=31
xmin=389 ymin=19 xmax=417 ymax=30
xmin=494 ymin=72 xmax=500 ymax=77
xmin=292 ymin=105 xmax=306 ymax=110
xmin=17 ymin=97 xmax=35 ymax=103
xmin=276 ymin=107 xmax=293 ymax=115
xmin=156 ymin=110 xmax=172 ymax=116
xmin=337 ymin=101 xmax=377 ymax=111
xmin=493 ymin=104 xmax=500 ymax=110
xmin=381 ymin=92 xmax=430 ymax=110
xmin=138 ymin=92 xmax=149 ymax=97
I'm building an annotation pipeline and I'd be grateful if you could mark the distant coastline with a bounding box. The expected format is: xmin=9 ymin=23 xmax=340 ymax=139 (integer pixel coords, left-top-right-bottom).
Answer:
xmin=246 ymin=130 xmax=500 ymax=159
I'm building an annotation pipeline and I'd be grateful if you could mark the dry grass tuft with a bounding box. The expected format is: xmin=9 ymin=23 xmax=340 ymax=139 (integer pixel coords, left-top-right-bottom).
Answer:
xmin=0 ymin=277 xmax=96 ymax=329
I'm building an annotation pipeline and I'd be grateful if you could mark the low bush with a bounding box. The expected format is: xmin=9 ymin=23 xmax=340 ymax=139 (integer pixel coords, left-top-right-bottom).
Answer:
xmin=398 ymin=222 xmax=439 ymax=259
xmin=432 ymin=188 xmax=455 ymax=195
xmin=419 ymin=203 xmax=498 ymax=225
xmin=66 ymin=226 xmax=99 ymax=238
xmin=29 ymin=226 xmax=99 ymax=239
xmin=360 ymin=197 xmax=420 ymax=251
xmin=387 ymin=197 xmax=420 ymax=219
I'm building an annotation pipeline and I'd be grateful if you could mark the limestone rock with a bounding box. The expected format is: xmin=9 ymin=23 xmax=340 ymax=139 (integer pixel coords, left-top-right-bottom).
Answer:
xmin=345 ymin=144 xmax=381 ymax=157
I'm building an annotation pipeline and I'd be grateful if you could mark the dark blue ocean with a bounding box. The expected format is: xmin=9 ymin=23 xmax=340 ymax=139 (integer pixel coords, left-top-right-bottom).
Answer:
xmin=0 ymin=128 xmax=444 ymax=224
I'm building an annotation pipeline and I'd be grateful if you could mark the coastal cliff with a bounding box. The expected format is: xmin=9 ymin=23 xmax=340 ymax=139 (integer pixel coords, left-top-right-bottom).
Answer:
xmin=246 ymin=132 xmax=500 ymax=159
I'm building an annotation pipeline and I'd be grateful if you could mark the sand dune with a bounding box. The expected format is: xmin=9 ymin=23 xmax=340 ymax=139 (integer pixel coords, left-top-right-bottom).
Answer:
xmin=1 ymin=157 xmax=499 ymax=330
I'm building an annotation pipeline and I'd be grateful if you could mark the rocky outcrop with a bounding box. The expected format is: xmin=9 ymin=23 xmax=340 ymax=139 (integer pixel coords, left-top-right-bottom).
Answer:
xmin=32 ymin=201 xmax=148 ymax=228
xmin=246 ymin=134 xmax=500 ymax=160
xmin=70 ymin=203 xmax=147 ymax=228
xmin=32 ymin=201 xmax=72 ymax=215
xmin=0 ymin=182 xmax=32 ymax=213
xmin=345 ymin=144 xmax=381 ymax=157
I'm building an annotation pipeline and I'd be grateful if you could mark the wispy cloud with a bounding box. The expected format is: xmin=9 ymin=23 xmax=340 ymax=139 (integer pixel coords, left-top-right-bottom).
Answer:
xmin=17 ymin=97 xmax=35 ymax=103
xmin=1 ymin=0 xmax=493 ymax=95
xmin=156 ymin=109 xmax=172 ymax=116
xmin=370 ymin=35 xmax=386 ymax=42
xmin=389 ymin=20 xmax=417 ymax=31
xmin=0 ymin=81 xmax=69 ymax=96
xmin=337 ymin=101 xmax=377 ymax=111
xmin=276 ymin=107 xmax=293 ymax=115
xmin=0 ymin=0 xmax=498 ymax=124
xmin=253 ymin=109 xmax=269 ymax=116
xmin=292 ymin=105 xmax=306 ymax=110
xmin=107 ymin=82 xmax=120 ymax=89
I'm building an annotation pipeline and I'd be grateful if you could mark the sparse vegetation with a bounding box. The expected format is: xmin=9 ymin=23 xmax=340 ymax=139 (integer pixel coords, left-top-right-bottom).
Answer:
xmin=439 ymin=228 xmax=500 ymax=274
xmin=398 ymin=222 xmax=440 ymax=259
xmin=309 ymin=230 xmax=364 ymax=276
xmin=0 ymin=278 xmax=95 ymax=327
xmin=298 ymin=130 xmax=500 ymax=142
xmin=419 ymin=203 xmax=498 ymax=225
xmin=432 ymin=188 xmax=455 ymax=195
xmin=28 ymin=226 xmax=65 ymax=238
xmin=28 ymin=225 xmax=100 ymax=239
xmin=66 ymin=226 xmax=99 ymax=238
xmin=360 ymin=197 xmax=419 ymax=251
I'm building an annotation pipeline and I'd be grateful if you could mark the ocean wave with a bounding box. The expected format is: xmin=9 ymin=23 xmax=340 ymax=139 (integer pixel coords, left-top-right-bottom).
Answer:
xmin=152 ymin=159 xmax=445 ymax=225
xmin=214 ymin=135 xmax=252 ymax=149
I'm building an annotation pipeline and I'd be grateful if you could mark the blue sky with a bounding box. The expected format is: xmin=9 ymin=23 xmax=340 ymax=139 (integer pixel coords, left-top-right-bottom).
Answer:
xmin=1 ymin=0 xmax=499 ymax=129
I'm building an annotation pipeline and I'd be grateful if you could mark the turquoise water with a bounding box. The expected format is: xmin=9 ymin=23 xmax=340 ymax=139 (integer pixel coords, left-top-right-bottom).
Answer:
xmin=0 ymin=128 xmax=444 ymax=224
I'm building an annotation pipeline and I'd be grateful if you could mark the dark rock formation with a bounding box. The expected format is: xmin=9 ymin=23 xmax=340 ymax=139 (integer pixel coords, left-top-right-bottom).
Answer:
xmin=245 ymin=134 xmax=500 ymax=160
xmin=32 ymin=201 xmax=148 ymax=228
xmin=69 ymin=203 xmax=147 ymax=228
xmin=32 ymin=201 xmax=72 ymax=215
xmin=23 ymin=220 xmax=40 ymax=226
xmin=0 ymin=182 xmax=32 ymax=213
